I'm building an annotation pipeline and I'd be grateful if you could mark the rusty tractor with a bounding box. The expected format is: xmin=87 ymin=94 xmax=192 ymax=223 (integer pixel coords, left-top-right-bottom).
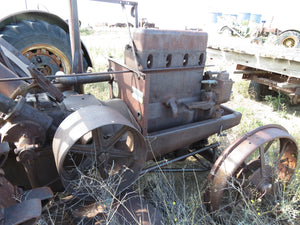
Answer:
xmin=0 ymin=0 xmax=298 ymax=224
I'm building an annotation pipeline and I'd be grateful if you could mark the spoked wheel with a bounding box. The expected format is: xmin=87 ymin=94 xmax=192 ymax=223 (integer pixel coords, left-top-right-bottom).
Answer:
xmin=53 ymin=105 xmax=146 ymax=199
xmin=204 ymin=124 xmax=298 ymax=212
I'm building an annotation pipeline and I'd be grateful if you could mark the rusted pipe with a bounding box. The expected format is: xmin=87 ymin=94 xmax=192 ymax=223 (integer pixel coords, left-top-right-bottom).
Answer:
xmin=55 ymin=74 xmax=113 ymax=85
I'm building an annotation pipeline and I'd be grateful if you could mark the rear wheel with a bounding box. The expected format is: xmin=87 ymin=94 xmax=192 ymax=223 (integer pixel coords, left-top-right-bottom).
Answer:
xmin=0 ymin=20 xmax=87 ymax=75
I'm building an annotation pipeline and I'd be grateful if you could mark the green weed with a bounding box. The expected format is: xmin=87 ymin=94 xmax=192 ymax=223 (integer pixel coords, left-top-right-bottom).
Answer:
xmin=264 ymin=93 xmax=289 ymax=112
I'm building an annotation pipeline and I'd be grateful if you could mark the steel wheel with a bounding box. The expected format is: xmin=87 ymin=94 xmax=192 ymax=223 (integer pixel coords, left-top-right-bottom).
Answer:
xmin=204 ymin=124 xmax=298 ymax=212
xmin=53 ymin=105 xmax=146 ymax=199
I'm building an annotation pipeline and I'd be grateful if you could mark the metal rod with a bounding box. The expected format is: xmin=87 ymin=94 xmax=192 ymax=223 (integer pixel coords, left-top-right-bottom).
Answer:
xmin=140 ymin=143 xmax=219 ymax=175
xmin=90 ymin=1 xmax=139 ymax=27
xmin=141 ymin=65 xmax=211 ymax=74
xmin=69 ymin=0 xmax=83 ymax=74
xmin=91 ymin=0 xmax=138 ymax=6
xmin=0 ymin=70 xmax=132 ymax=82
xmin=234 ymin=70 xmax=271 ymax=74
xmin=146 ymin=168 xmax=210 ymax=173
xmin=133 ymin=4 xmax=138 ymax=28
xmin=108 ymin=57 xmax=146 ymax=78
xmin=69 ymin=0 xmax=84 ymax=94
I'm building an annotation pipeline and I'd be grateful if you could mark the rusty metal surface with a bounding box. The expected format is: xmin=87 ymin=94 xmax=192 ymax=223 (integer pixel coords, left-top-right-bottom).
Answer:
xmin=115 ymin=191 xmax=163 ymax=225
xmin=111 ymin=58 xmax=241 ymax=160
xmin=110 ymin=28 xmax=241 ymax=160
xmin=0 ymin=173 xmax=18 ymax=209
xmin=204 ymin=124 xmax=298 ymax=212
xmin=53 ymin=104 xmax=147 ymax=197
xmin=123 ymin=29 xmax=208 ymax=134
xmin=3 ymin=199 xmax=41 ymax=225
xmin=110 ymin=60 xmax=149 ymax=134
xmin=22 ymin=187 xmax=53 ymax=201
xmin=0 ymin=174 xmax=45 ymax=225
xmin=146 ymin=106 xmax=241 ymax=160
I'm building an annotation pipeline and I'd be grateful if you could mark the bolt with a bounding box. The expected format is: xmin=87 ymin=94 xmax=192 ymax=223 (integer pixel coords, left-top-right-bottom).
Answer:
xmin=36 ymin=56 xmax=42 ymax=63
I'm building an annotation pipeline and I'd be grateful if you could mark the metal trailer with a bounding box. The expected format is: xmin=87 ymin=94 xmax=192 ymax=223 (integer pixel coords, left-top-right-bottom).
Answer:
xmin=207 ymin=41 xmax=300 ymax=104
xmin=0 ymin=0 xmax=298 ymax=224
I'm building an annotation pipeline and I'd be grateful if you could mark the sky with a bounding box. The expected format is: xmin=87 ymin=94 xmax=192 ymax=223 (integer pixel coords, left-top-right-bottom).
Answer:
xmin=0 ymin=0 xmax=298 ymax=30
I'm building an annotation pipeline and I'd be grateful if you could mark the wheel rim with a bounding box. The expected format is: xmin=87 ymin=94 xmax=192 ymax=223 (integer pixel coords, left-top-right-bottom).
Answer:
xmin=204 ymin=124 xmax=298 ymax=212
xmin=22 ymin=44 xmax=71 ymax=75
xmin=53 ymin=105 xmax=146 ymax=199
xmin=281 ymin=36 xmax=296 ymax=48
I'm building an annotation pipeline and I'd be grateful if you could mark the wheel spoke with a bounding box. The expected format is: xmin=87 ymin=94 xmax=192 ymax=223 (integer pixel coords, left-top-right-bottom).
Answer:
xmin=263 ymin=140 xmax=274 ymax=153
xmin=78 ymin=156 xmax=94 ymax=172
xmin=92 ymin=127 xmax=105 ymax=151
xmin=70 ymin=144 xmax=94 ymax=154
xmin=275 ymin=141 xmax=289 ymax=173
xmin=109 ymin=148 xmax=134 ymax=158
xmin=259 ymin=146 xmax=267 ymax=178
xmin=278 ymin=141 xmax=288 ymax=161
xmin=105 ymin=126 xmax=129 ymax=148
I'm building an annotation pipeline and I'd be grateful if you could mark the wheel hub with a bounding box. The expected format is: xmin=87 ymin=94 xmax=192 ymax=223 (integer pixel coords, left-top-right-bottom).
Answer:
xmin=282 ymin=37 xmax=296 ymax=48
xmin=22 ymin=44 xmax=71 ymax=75
xmin=247 ymin=165 xmax=273 ymax=196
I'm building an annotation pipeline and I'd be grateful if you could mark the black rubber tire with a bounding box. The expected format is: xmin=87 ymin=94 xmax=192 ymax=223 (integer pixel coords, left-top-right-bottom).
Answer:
xmin=219 ymin=26 xmax=234 ymax=36
xmin=0 ymin=20 xmax=88 ymax=75
xmin=248 ymin=80 xmax=274 ymax=101
xmin=277 ymin=31 xmax=300 ymax=48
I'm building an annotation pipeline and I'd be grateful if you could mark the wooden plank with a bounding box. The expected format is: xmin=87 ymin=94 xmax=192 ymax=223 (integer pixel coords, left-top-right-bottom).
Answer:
xmin=207 ymin=47 xmax=300 ymax=78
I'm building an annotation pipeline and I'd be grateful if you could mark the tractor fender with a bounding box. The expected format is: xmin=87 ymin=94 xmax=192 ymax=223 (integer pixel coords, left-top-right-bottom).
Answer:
xmin=0 ymin=10 xmax=92 ymax=68
xmin=278 ymin=29 xmax=300 ymax=35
